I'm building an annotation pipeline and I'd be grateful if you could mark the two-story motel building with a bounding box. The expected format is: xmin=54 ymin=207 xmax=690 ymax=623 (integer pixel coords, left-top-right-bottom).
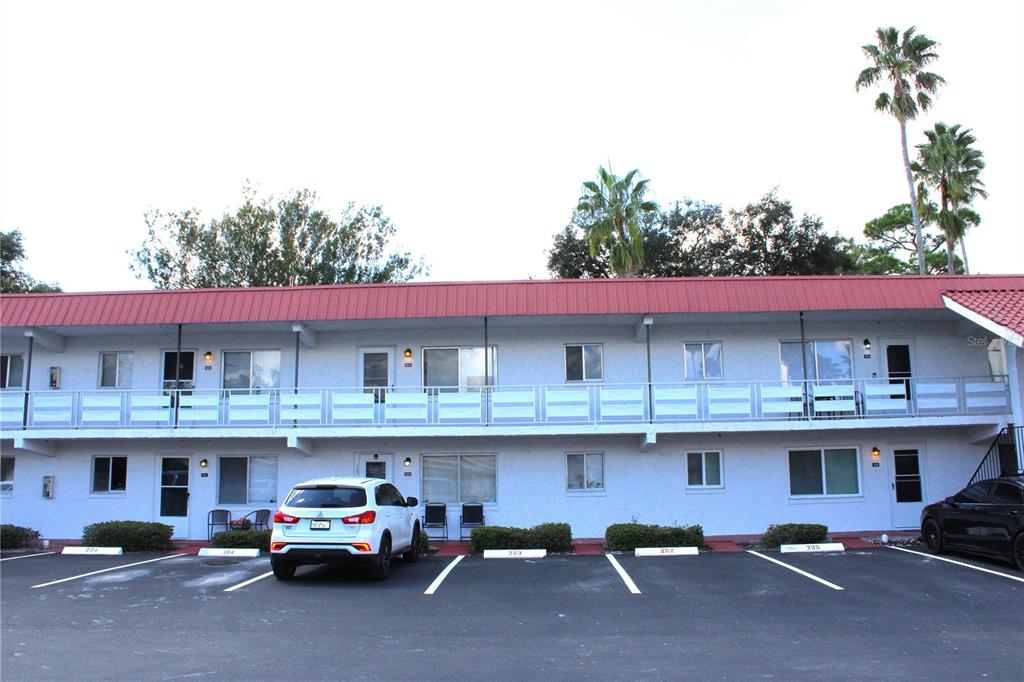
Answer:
xmin=1 ymin=275 xmax=1022 ymax=541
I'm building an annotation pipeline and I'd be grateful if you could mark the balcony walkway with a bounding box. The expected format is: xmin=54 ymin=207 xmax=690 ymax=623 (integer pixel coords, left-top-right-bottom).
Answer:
xmin=0 ymin=376 xmax=1010 ymax=437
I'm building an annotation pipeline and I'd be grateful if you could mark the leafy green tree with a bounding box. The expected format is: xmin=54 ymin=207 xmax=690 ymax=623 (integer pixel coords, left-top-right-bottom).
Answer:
xmin=856 ymin=26 xmax=945 ymax=274
xmin=575 ymin=167 xmax=658 ymax=277
xmin=727 ymin=192 xmax=857 ymax=276
xmin=548 ymin=192 xmax=857 ymax=278
xmin=0 ymin=230 xmax=61 ymax=293
xmin=855 ymin=203 xmax=960 ymax=274
xmin=912 ymin=123 xmax=986 ymax=274
xmin=547 ymin=214 xmax=678 ymax=279
xmin=131 ymin=187 xmax=426 ymax=288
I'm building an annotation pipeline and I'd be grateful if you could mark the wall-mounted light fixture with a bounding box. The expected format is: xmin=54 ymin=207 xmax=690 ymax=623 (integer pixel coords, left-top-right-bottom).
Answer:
xmin=202 ymin=351 xmax=215 ymax=365
xmin=373 ymin=452 xmax=379 ymax=460
xmin=870 ymin=447 xmax=880 ymax=460
xmin=199 ymin=458 xmax=209 ymax=468
xmin=863 ymin=339 xmax=871 ymax=352
xmin=404 ymin=348 xmax=413 ymax=358
xmin=404 ymin=457 xmax=412 ymax=468
xmin=403 ymin=348 xmax=414 ymax=368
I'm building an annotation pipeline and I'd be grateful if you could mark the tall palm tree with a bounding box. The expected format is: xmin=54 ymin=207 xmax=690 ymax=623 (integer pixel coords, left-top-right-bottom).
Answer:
xmin=912 ymin=123 xmax=986 ymax=274
xmin=856 ymin=26 xmax=945 ymax=274
xmin=576 ymin=166 xmax=657 ymax=277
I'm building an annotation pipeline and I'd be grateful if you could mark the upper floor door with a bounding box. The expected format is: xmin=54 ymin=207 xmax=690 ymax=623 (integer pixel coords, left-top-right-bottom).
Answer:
xmin=359 ymin=348 xmax=393 ymax=403
xmin=162 ymin=351 xmax=196 ymax=392
xmin=881 ymin=339 xmax=913 ymax=400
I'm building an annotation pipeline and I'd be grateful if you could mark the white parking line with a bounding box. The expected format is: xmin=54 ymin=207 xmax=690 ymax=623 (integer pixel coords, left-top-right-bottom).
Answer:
xmin=1 ymin=551 xmax=57 ymax=562
xmin=886 ymin=546 xmax=1024 ymax=584
xmin=746 ymin=550 xmax=844 ymax=591
xmin=224 ymin=571 xmax=275 ymax=592
xmin=605 ymin=553 xmax=641 ymax=594
xmin=424 ymin=555 xmax=464 ymax=595
xmin=31 ymin=553 xmax=187 ymax=588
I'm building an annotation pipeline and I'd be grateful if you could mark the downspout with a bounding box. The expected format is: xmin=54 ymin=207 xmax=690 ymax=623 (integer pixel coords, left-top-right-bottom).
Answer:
xmin=799 ymin=312 xmax=809 ymax=419
xmin=293 ymin=329 xmax=301 ymax=428
xmin=483 ymin=316 xmax=489 ymax=425
xmin=645 ymin=318 xmax=653 ymax=423
xmin=174 ymin=323 xmax=182 ymax=427
xmin=22 ymin=335 xmax=33 ymax=428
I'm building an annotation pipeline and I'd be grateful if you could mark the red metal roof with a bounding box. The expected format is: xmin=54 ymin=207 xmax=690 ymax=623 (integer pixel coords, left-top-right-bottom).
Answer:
xmin=2 ymin=275 xmax=1023 ymax=329
xmin=943 ymin=288 xmax=1024 ymax=345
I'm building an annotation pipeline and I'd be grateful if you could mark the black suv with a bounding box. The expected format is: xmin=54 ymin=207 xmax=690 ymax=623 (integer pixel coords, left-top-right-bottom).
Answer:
xmin=921 ymin=475 xmax=1024 ymax=570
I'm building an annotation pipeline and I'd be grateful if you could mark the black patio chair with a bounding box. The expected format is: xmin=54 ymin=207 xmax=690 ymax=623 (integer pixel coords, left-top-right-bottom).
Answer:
xmin=460 ymin=502 xmax=484 ymax=541
xmin=208 ymin=509 xmax=231 ymax=539
xmin=239 ymin=508 xmax=271 ymax=531
xmin=422 ymin=502 xmax=448 ymax=542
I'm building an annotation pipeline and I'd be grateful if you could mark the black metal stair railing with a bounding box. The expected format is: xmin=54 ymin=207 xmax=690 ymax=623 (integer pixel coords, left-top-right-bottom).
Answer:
xmin=968 ymin=425 xmax=1023 ymax=486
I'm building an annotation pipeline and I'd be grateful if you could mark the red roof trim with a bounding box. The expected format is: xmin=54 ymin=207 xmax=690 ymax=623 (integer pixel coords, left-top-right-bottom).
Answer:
xmin=2 ymin=275 xmax=1023 ymax=329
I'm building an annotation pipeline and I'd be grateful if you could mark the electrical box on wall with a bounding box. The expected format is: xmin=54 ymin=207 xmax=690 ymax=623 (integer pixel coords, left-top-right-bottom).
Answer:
xmin=49 ymin=367 xmax=61 ymax=389
xmin=42 ymin=475 xmax=54 ymax=499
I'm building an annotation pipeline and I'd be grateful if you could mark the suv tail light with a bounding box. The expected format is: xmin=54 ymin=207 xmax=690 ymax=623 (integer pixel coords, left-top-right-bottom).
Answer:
xmin=273 ymin=510 xmax=300 ymax=524
xmin=342 ymin=510 xmax=377 ymax=525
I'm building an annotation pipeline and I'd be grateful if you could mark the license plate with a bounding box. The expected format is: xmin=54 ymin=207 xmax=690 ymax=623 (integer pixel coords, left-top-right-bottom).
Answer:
xmin=310 ymin=519 xmax=331 ymax=530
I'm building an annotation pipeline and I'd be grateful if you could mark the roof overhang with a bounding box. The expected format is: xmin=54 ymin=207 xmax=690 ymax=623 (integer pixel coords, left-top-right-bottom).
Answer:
xmin=942 ymin=295 xmax=1024 ymax=348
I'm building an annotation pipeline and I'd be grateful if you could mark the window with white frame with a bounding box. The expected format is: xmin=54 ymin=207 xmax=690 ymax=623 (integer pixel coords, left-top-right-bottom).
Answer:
xmin=780 ymin=340 xmax=853 ymax=382
xmin=565 ymin=343 xmax=603 ymax=382
xmin=684 ymin=342 xmax=723 ymax=380
xmin=422 ymin=347 xmax=497 ymax=391
xmin=91 ymin=456 xmax=127 ymax=493
xmin=566 ymin=452 xmax=604 ymax=490
xmin=1 ymin=456 xmax=13 ymax=493
xmin=99 ymin=352 xmax=133 ymax=388
xmin=788 ymin=447 xmax=859 ymax=496
xmin=421 ymin=454 xmax=496 ymax=503
xmin=223 ymin=351 xmax=281 ymax=391
xmin=686 ymin=451 xmax=722 ymax=488
xmin=0 ymin=354 xmax=24 ymax=389
xmin=218 ymin=456 xmax=278 ymax=504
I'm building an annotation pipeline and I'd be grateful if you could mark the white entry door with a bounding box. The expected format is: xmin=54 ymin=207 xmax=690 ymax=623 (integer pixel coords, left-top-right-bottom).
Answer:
xmin=157 ymin=456 xmax=191 ymax=538
xmin=356 ymin=453 xmax=394 ymax=482
xmin=890 ymin=446 xmax=925 ymax=529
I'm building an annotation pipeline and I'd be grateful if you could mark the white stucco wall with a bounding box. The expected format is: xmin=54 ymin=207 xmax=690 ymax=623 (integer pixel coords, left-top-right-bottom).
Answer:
xmin=0 ymin=427 xmax=988 ymax=540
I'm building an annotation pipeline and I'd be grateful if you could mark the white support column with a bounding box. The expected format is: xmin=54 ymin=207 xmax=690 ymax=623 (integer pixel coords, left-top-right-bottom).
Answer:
xmin=24 ymin=329 xmax=64 ymax=352
xmin=1008 ymin=345 xmax=1024 ymax=468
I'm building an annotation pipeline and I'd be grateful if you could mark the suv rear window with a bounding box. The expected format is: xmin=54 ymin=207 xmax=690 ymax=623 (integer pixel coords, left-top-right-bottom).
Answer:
xmin=284 ymin=486 xmax=367 ymax=508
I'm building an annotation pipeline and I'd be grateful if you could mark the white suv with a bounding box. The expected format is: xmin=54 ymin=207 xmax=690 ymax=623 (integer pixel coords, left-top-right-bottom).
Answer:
xmin=270 ymin=476 xmax=420 ymax=580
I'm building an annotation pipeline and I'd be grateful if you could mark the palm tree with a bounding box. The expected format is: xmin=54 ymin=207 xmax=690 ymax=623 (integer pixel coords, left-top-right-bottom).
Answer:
xmin=576 ymin=166 xmax=658 ymax=277
xmin=856 ymin=26 xmax=945 ymax=274
xmin=912 ymin=123 xmax=986 ymax=274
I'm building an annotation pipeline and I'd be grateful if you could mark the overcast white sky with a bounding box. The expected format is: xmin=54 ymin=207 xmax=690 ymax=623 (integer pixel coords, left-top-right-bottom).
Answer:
xmin=1 ymin=0 xmax=1021 ymax=292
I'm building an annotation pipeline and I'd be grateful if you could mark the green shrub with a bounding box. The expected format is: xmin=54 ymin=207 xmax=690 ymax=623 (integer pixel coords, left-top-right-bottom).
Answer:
xmin=82 ymin=521 xmax=174 ymax=552
xmin=605 ymin=523 xmax=704 ymax=552
xmin=211 ymin=529 xmax=271 ymax=551
xmin=419 ymin=530 xmax=430 ymax=553
xmin=529 ymin=522 xmax=573 ymax=553
xmin=760 ymin=523 xmax=828 ymax=548
xmin=470 ymin=526 xmax=532 ymax=553
xmin=1 ymin=524 xmax=40 ymax=549
xmin=470 ymin=522 xmax=574 ymax=553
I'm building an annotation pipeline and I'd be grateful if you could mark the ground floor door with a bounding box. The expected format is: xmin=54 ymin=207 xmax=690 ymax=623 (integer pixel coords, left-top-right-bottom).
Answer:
xmin=157 ymin=456 xmax=191 ymax=538
xmin=356 ymin=453 xmax=393 ymax=481
xmin=890 ymin=446 xmax=925 ymax=529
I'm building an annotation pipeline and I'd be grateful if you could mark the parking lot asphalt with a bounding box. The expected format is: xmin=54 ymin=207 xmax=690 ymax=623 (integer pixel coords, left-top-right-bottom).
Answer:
xmin=2 ymin=548 xmax=1022 ymax=681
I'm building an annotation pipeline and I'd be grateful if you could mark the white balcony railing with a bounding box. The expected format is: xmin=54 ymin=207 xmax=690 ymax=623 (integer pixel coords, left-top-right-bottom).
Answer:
xmin=0 ymin=375 xmax=1011 ymax=431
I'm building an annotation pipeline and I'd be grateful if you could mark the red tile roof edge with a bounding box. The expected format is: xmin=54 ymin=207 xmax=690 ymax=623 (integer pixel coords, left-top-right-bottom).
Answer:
xmin=3 ymin=275 xmax=1023 ymax=329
